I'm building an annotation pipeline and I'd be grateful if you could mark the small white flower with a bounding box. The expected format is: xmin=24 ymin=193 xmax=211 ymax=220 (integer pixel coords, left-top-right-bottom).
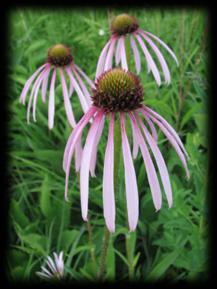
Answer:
xmin=98 ymin=29 xmax=105 ymax=36
xmin=36 ymin=251 xmax=64 ymax=280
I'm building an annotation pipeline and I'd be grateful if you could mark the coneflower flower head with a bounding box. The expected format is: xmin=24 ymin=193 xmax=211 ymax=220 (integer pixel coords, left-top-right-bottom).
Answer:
xmin=64 ymin=68 xmax=189 ymax=232
xmin=96 ymin=13 xmax=179 ymax=86
xmin=47 ymin=44 xmax=73 ymax=66
xmin=110 ymin=14 xmax=139 ymax=35
xmin=92 ymin=68 xmax=143 ymax=112
xmin=20 ymin=43 xmax=93 ymax=130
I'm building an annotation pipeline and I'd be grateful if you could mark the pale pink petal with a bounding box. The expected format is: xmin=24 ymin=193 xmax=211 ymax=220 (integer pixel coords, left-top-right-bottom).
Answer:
xmin=104 ymin=38 xmax=116 ymax=71
xmin=60 ymin=68 xmax=76 ymax=128
xmin=20 ymin=63 xmax=48 ymax=104
xmin=130 ymin=115 xmax=139 ymax=159
xmin=65 ymin=67 xmax=89 ymax=113
xmin=64 ymin=107 xmax=97 ymax=201
xmin=36 ymin=272 xmax=50 ymax=279
xmin=152 ymin=117 xmax=190 ymax=178
xmin=119 ymin=37 xmax=128 ymax=70
xmin=41 ymin=66 xmax=51 ymax=103
xmin=74 ymin=64 xmax=95 ymax=89
xmin=137 ymin=114 xmax=173 ymax=207
xmin=96 ymin=39 xmax=112 ymax=78
xmin=46 ymin=256 xmax=57 ymax=274
xmin=27 ymin=70 xmax=45 ymax=124
xmin=135 ymin=33 xmax=161 ymax=85
xmin=80 ymin=111 xmax=104 ymax=221
xmin=41 ymin=266 xmax=53 ymax=277
xmin=144 ymin=110 xmax=189 ymax=178
xmin=115 ymin=38 xmax=122 ymax=65
xmin=139 ymin=110 xmax=158 ymax=142
xmin=33 ymin=67 xmax=50 ymax=122
xmin=130 ymin=35 xmax=141 ymax=74
xmin=139 ymin=30 xmax=171 ymax=84
xmin=143 ymin=106 xmax=188 ymax=158
xmin=72 ymin=65 xmax=91 ymax=106
xmin=129 ymin=112 xmax=162 ymax=211
xmin=144 ymin=31 xmax=179 ymax=66
xmin=68 ymin=79 xmax=74 ymax=98
xmin=103 ymin=113 xmax=115 ymax=232
xmin=48 ymin=69 xmax=56 ymax=130
xmin=63 ymin=106 xmax=97 ymax=171
xmin=120 ymin=113 xmax=138 ymax=231
xmin=75 ymin=134 xmax=83 ymax=172
xmin=89 ymin=114 xmax=105 ymax=177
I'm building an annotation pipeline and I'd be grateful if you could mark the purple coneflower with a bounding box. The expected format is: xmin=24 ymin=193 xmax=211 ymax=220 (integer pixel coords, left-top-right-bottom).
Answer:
xmin=20 ymin=44 xmax=93 ymax=129
xmin=36 ymin=251 xmax=64 ymax=280
xmin=96 ymin=14 xmax=179 ymax=85
xmin=64 ymin=68 xmax=189 ymax=232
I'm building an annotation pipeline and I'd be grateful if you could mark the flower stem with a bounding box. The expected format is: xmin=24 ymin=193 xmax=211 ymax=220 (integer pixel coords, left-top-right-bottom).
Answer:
xmin=125 ymin=36 xmax=136 ymax=281
xmin=86 ymin=218 xmax=97 ymax=271
xmin=98 ymin=227 xmax=111 ymax=280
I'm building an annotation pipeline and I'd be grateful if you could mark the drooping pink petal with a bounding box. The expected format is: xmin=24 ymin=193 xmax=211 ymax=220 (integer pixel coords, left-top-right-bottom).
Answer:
xmin=143 ymin=106 xmax=188 ymax=158
xmin=27 ymin=70 xmax=46 ymax=124
xmin=63 ymin=106 xmax=97 ymax=171
xmin=68 ymin=79 xmax=74 ymax=98
xmin=89 ymin=114 xmax=105 ymax=177
xmin=80 ymin=111 xmax=104 ymax=221
xmin=130 ymin=35 xmax=141 ymax=74
xmin=136 ymin=113 xmax=173 ymax=207
xmin=65 ymin=67 xmax=89 ymax=113
xmin=129 ymin=112 xmax=162 ymax=211
xmin=41 ymin=66 xmax=51 ymax=103
xmin=103 ymin=113 xmax=115 ymax=232
xmin=60 ymin=68 xmax=76 ymax=128
xmin=64 ymin=107 xmax=97 ymax=201
xmin=115 ymin=38 xmax=122 ymax=65
xmin=144 ymin=30 xmax=179 ymax=66
xmin=48 ymin=69 xmax=56 ymax=129
xmin=138 ymin=110 xmax=158 ymax=142
xmin=33 ymin=67 xmax=50 ymax=122
xmin=75 ymin=134 xmax=83 ymax=172
xmin=74 ymin=64 xmax=95 ymax=89
xmin=143 ymin=110 xmax=189 ymax=178
xmin=96 ymin=39 xmax=112 ymax=78
xmin=120 ymin=113 xmax=138 ymax=231
xmin=104 ymin=37 xmax=116 ymax=71
xmin=20 ymin=63 xmax=48 ymax=104
xmin=139 ymin=30 xmax=171 ymax=84
xmin=135 ymin=33 xmax=161 ymax=85
xmin=130 ymin=115 xmax=139 ymax=159
xmin=119 ymin=37 xmax=128 ymax=70
xmin=72 ymin=65 xmax=91 ymax=106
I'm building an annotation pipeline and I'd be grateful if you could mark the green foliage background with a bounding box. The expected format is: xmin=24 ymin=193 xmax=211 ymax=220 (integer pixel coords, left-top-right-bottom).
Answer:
xmin=8 ymin=8 xmax=208 ymax=281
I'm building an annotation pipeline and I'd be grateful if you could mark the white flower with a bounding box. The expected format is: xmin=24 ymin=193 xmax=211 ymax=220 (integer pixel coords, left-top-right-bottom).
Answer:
xmin=36 ymin=251 xmax=64 ymax=280
xmin=98 ymin=29 xmax=105 ymax=36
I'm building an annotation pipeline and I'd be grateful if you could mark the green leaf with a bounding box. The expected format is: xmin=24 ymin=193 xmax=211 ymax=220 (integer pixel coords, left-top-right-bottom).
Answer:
xmin=21 ymin=233 xmax=47 ymax=255
xmin=147 ymin=250 xmax=180 ymax=280
xmin=106 ymin=238 xmax=115 ymax=280
xmin=59 ymin=230 xmax=79 ymax=252
xmin=24 ymin=40 xmax=47 ymax=55
xmin=40 ymin=174 xmax=52 ymax=217
xmin=10 ymin=200 xmax=29 ymax=228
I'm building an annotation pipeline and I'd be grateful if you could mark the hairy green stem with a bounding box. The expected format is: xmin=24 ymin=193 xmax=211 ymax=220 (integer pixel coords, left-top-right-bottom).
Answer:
xmin=125 ymin=36 xmax=136 ymax=280
xmin=86 ymin=219 xmax=97 ymax=270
